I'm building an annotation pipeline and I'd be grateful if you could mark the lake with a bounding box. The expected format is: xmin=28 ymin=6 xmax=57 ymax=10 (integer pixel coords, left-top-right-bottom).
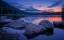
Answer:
xmin=2 ymin=15 xmax=64 ymax=40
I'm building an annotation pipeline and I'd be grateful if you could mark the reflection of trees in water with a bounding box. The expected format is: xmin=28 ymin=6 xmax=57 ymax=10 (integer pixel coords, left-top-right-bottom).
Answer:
xmin=24 ymin=29 xmax=53 ymax=39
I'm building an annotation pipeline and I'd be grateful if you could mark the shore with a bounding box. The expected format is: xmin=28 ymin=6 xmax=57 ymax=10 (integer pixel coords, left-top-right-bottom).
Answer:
xmin=0 ymin=16 xmax=64 ymax=39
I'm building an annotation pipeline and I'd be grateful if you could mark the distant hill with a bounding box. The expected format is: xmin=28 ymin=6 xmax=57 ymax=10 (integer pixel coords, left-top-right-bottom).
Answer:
xmin=0 ymin=0 xmax=61 ymax=16
xmin=0 ymin=0 xmax=28 ymax=16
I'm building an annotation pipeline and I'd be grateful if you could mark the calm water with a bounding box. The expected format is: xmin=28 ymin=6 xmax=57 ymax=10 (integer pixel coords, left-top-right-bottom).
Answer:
xmin=2 ymin=15 xmax=64 ymax=40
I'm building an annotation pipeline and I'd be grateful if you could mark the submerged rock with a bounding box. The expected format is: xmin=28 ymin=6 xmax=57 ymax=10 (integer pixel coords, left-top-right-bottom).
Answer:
xmin=4 ymin=19 xmax=26 ymax=29
xmin=24 ymin=29 xmax=53 ymax=39
xmin=39 ymin=20 xmax=54 ymax=29
xmin=24 ymin=23 xmax=46 ymax=35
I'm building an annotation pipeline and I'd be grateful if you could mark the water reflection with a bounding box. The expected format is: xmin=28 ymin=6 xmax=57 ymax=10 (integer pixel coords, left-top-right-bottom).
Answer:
xmin=24 ymin=29 xmax=53 ymax=39
xmin=45 ymin=29 xmax=54 ymax=36
xmin=31 ymin=15 xmax=62 ymax=24
xmin=24 ymin=15 xmax=62 ymax=25
xmin=30 ymin=28 xmax=64 ymax=40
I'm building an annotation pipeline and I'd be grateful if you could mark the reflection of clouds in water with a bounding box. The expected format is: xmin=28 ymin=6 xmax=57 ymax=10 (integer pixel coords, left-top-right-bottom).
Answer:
xmin=45 ymin=16 xmax=62 ymax=23
xmin=24 ymin=17 xmax=39 ymax=22
xmin=31 ymin=18 xmax=44 ymax=25
xmin=19 ymin=18 xmax=25 ymax=21
xmin=19 ymin=16 xmax=62 ymax=25
xmin=31 ymin=16 xmax=62 ymax=24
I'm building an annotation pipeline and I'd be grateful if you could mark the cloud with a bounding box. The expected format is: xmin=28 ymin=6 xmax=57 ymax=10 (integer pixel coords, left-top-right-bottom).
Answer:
xmin=39 ymin=6 xmax=42 ymax=7
xmin=25 ymin=6 xmax=42 ymax=13
xmin=47 ymin=0 xmax=63 ymax=8
xmin=25 ymin=6 xmax=40 ymax=11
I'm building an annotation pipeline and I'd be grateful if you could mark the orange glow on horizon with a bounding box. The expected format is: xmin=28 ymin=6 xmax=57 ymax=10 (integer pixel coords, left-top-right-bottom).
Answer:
xmin=35 ymin=7 xmax=62 ymax=12
xmin=52 ymin=7 xmax=62 ymax=12
xmin=32 ymin=16 xmax=62 ymax=24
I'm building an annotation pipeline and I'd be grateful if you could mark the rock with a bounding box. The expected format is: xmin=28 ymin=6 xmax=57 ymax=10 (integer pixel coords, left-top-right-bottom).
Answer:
xmin=0 ymin=29 xmax=19 ymax=40
xmin=4 ymin=19 xmax=26 ymax=29
xmin=53 ymin=21 xmax=64 ymax=28
xmin=0 ymin=16 xmax=14 ymax=28
xmin=39 ymin=20 xmax=54 ymax=29
xmin=53 ymin=22 xmax=62 ymax=27
xmin=0 ymin=16 xmax=7 ymax=21
xmin=0 ymin=19 xmax=14 ymax=23
xmin=0 ymin=16 xmax=14 ymax=23
xmin=24 ymin=23 xmax=46 ymax=35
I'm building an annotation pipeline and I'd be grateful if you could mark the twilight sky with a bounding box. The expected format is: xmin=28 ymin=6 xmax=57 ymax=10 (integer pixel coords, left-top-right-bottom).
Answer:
xmin=3 ymin=0 xmax=64 ymax=12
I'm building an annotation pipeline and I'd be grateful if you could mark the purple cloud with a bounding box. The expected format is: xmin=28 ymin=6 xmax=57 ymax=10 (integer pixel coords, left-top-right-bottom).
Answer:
xmin=48 ymin=0 xmax=63 ymax=8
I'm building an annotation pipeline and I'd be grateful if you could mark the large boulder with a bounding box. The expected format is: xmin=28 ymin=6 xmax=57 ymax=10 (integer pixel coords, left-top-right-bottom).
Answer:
xmin=24 ymin=23 xmax=46 ymax=35
xmin=39 ymin=20 xmax=54 ymax=29
xmin=4 ymin=19 xmax=26 ymax=29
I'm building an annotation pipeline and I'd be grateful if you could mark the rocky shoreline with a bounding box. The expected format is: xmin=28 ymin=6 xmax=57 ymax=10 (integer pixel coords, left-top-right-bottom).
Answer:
xmin=0 ymin=16 xmax=54 ymax=35
xmin=0 ymin=16 xmax=64 ymax=39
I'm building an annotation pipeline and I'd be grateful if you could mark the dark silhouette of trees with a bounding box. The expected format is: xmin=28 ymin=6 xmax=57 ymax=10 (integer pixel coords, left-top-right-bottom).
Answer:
xmin=61 ymin=4 xmax=64 ymax=20
xmin=0 ymin=0 xmax=28 ymax=17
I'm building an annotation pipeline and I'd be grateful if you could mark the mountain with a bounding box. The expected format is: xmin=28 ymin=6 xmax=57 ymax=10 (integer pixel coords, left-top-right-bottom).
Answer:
xmin=0 ymin=0 xmax=27 ymax=16
xmin=25 ymin=6 xmax=42 ymax=13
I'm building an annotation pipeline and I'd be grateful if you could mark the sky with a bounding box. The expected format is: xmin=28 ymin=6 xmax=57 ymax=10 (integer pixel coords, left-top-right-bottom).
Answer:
xmin=3 ymin=0 xmax=64 ymax=12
